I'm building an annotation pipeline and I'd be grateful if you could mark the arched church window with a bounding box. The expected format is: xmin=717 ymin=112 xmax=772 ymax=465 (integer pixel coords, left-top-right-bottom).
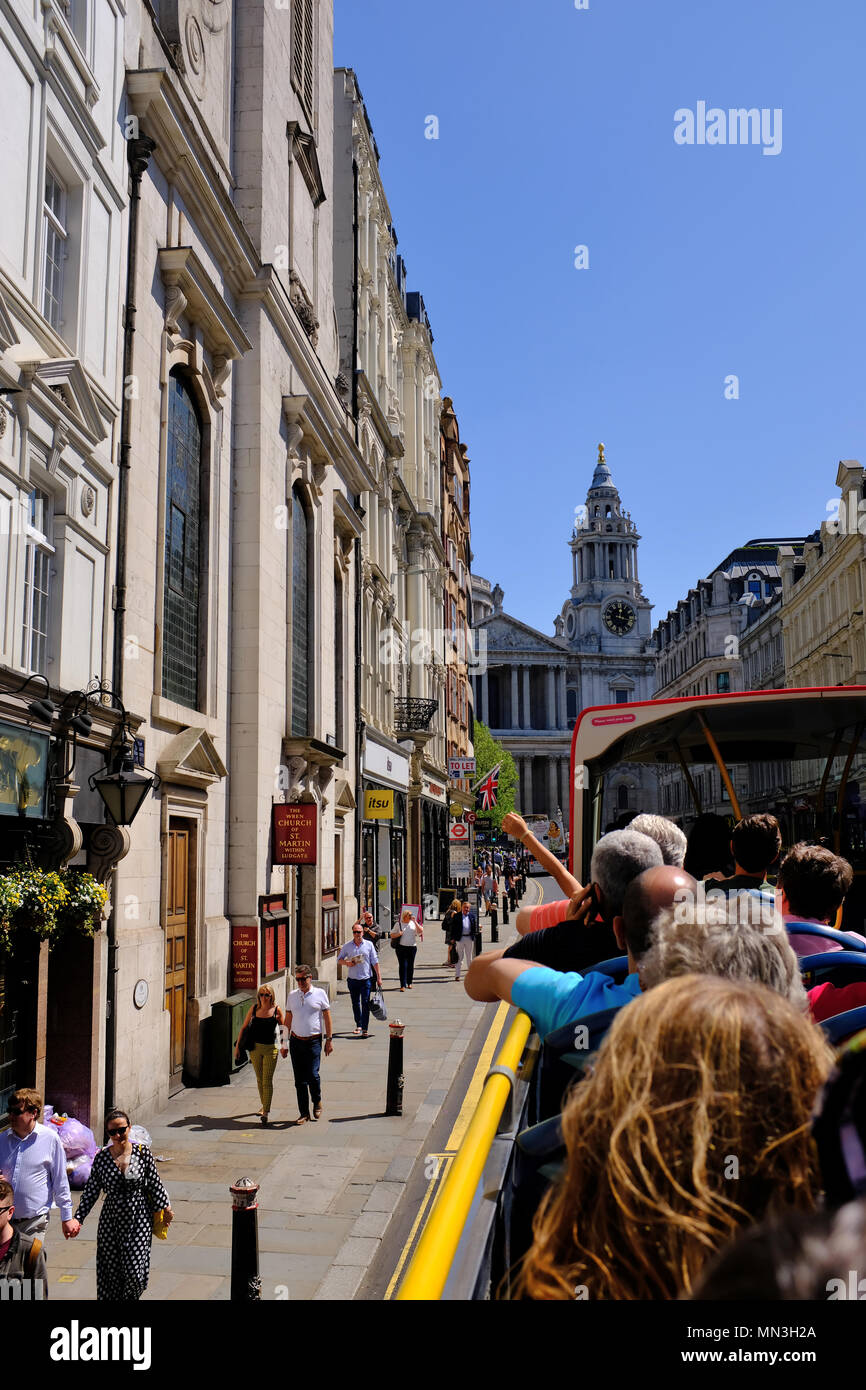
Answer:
xmin=617 ymin=784 xmax=630 ymax=811
xmin=163 ymin=370 xmax=203 ymax=709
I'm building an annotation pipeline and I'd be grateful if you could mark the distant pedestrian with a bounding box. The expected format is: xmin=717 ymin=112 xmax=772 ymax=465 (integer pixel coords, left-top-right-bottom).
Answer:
xmin=0 ymin=1178 xmax=47 ymax=1296
xmin=449 ymin=899 xmax=478 ymax=982
xmin=391 ymin=907 xmax=424 ymax=990
xmin=70 ymin=1108 xmax=172 ymax=1302
xmin=338 ymin=923 xmax=383 ymax=1037
xmin=442 ymin=897 xmax=462 ymax=965
xmin=0 ymin=1089 xmax=78 ymax=1244
xmin=235 ymin=984 xmax=285 ymax=1125
xmin=481 ymin=867 xmax=498 ymax=913
xmin=284 ymin=966 xmax=333 ymax=1122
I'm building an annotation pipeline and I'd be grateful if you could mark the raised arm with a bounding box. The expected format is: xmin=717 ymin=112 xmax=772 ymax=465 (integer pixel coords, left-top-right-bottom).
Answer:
xmin=502 ymin=812 xmax=581 ymax=898
xmin=463 ymin=949 xmax=540 ymax=1003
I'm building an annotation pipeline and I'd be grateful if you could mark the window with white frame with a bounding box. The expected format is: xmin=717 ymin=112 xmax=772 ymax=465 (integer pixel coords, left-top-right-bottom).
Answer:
xmin=21 ymin=490 xmax=53 ymax=675
xmin=43 ymin=168 xmax=68 ymax=332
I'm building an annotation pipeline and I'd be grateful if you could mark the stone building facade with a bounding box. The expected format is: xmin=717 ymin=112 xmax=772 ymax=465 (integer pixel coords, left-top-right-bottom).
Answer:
xmin=441 ymin=397 xmax=474 ymax=824
xmin=333 ymin=67 xmax=449 ymax=927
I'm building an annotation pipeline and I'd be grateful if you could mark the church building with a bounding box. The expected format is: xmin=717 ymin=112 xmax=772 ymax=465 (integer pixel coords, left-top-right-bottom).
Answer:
xmin=472 ymin=446 xmax=658 ymax=825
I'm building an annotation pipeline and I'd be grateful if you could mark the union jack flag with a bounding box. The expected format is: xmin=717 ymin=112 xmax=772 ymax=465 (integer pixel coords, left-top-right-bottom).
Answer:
xmin=475 ymin=764 xmax=501 ymax=811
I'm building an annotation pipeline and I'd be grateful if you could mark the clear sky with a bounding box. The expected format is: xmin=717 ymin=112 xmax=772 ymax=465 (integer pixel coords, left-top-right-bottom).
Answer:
xmin=334 ymin=0 xmax=866 ymax=635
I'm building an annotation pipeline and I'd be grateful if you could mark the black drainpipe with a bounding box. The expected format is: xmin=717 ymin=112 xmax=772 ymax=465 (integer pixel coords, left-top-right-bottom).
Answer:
xmin=104 ymin=132 xmax=155 ymax=1112
xmin=351 ymin=155 xmax=364 ymax=909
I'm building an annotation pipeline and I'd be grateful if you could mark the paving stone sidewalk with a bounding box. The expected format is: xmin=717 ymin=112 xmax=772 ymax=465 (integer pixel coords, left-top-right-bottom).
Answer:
xmin=41 ymin=890 xmax=539 ymax=1302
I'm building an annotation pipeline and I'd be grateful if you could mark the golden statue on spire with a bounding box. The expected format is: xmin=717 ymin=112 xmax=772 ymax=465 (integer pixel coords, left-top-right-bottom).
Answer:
xmin=598 ymin=442 xmax=606 ymax=466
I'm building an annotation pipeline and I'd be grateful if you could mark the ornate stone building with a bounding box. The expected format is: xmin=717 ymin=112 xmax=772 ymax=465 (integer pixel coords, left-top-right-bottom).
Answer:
xmin=334 ymin=67 xmax=449 ymax=927
xmin=441 ymin=397 xmax=474 ymax=826
xmin=472 ymin=446 xmax=657 ymax=825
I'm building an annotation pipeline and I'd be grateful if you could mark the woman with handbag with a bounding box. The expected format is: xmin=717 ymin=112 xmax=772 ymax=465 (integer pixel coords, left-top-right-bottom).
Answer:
xmin=235 ymin=985 xmax=285 ymax=1125
xmin=70 ymin=1108 xmax=172 ymax=1301
xmin=391 ymin=908 xmax=423 ymax=990
xmin=442 ymin=898 xmax=462 ymax=965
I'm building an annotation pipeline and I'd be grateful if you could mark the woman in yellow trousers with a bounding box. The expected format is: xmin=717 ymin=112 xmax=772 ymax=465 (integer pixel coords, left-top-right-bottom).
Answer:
xmin=235 ymin=984 xmax=284 ymax=1125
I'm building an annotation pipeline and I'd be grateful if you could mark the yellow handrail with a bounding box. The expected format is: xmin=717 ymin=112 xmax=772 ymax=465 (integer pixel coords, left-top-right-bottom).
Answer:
xmin=396 ymin=1008 xmax=533 ymax=1300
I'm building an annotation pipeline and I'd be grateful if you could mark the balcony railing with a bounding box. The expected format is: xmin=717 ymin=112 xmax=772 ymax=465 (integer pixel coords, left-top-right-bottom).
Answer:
xmin=393 ymin=697 xmax=438 ymax=733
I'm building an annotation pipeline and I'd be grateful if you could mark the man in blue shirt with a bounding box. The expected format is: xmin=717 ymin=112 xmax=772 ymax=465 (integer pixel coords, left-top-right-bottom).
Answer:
xmin=464 ymin=866 xmax=695 ymax=1039
xmin=0 ymin=1089 xmax=78 ymax=1243
xmin=337 ymin=924 xmax=383 ymax=1036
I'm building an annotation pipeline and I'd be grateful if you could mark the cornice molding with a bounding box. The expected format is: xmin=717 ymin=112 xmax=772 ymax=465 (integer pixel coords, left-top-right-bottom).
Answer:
xmin=157 ymin=246 xmax=251 ymax=364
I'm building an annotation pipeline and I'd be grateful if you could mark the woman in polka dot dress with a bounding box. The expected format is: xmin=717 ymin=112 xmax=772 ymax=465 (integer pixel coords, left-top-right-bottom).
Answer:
xmin=72 ymin=1108 xmax=173 ymax=1301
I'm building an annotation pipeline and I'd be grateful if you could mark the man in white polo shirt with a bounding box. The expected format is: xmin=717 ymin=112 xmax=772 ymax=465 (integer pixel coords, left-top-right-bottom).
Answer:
xmin=283 ymin=966 xmax=333 ymax=1123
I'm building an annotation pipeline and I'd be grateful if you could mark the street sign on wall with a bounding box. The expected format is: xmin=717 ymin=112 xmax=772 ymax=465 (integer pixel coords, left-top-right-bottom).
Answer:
xmin=364 ymin=789 xmax=395 ymax=819
xmin=449 ymin=844 xmax=472 ymax=878
xmin=449 ymin=821 xmax=469 ymax=842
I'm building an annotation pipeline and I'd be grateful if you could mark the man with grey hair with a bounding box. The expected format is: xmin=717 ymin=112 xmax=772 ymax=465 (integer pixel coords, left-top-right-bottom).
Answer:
xmin=639 ymin=903 xmax=807 ymax=1011
xmin=502 ymin=829 xmax=664 ymax=975
xmin=629 ymin=813 xmax=687 ymax=868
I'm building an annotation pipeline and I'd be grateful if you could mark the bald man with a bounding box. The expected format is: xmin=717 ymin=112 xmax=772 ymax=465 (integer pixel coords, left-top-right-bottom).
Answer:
xmin=465 ymin=867 xmax=696 ymax=1039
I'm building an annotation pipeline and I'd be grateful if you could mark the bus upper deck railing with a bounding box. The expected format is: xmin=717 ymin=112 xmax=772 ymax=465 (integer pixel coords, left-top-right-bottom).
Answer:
xmin=396 ymin=1008 xmax=533 ymax=1300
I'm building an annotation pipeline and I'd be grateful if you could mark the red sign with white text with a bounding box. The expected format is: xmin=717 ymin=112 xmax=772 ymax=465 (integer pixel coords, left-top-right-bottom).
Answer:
xmin=231 ymin=925 xmax=258 ymax=992
xmin=272 ymin=803 xmax=318 ymax=864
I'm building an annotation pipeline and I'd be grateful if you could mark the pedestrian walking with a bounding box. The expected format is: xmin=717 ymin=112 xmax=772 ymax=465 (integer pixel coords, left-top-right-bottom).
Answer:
xmin=359 ymin=908 xmax=382 ymax=944
xmin=442 ymin=897 xmax=462 ymax=965
xmin=234 ymin=984 xmax=285 ymax=1126
xmin=284 ymin=965 xmax=333 ymax=1122
xmin=391 ymin=907 xmax=424 ymax=990
xmin=0 ymin=1178 xmax=48 ymax=1296
xmin=0 ymin=1089 xmax=78 ymax=1244
xmin=481 ymin=866 xmax=498 ymax=913
xmin=69 ymin=1108 xmax=172 ymax=1301
xmin=337 ymin=923 xmax=383 ymax=1037
xmin=449 ymin=899 xmax=478 ymax=982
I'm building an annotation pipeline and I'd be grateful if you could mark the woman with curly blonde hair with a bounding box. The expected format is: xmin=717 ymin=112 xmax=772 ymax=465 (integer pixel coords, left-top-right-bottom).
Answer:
xmin=516 ymin=974 xmax=834 ymax=1300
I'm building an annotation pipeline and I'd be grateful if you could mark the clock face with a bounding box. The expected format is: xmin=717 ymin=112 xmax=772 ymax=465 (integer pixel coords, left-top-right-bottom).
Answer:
xmin=603 ymin=601 xmax=636 ymax=635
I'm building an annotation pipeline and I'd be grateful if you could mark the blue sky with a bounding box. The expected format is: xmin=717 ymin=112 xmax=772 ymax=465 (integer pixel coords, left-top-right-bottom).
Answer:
xmin=334 ymin=0 xmax=866 ymax=634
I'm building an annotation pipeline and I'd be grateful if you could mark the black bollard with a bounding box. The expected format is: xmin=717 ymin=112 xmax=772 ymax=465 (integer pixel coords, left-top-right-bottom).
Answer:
xmin=501 ymin=893 xmax=509 ymax=925
xmin=509 ymin=886 xmax=518 ymax=911
xmin=230 ymin=1177 xmax=261 ymax=1301
xmin=386 ymin=1020 xmax=405 ymax=1116
xmin=490 ymin=900 xmax=498 ymax=941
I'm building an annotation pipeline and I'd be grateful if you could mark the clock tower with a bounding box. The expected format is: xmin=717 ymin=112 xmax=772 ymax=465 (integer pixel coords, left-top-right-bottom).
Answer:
xmin=559 ymin=444 xmax=656 ymax=720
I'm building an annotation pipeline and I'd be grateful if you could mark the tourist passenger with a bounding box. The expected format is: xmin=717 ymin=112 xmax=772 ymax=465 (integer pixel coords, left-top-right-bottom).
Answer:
xmin=711 ymin=813 xmax=780 ymax=898
xmin=629 ymin=813 xmax=687 ymax=867
xmin=639 ymin=905 xmax=807 ymax=1010
xmin=777 ymin=842 xmax=863 ymax=955
xmin=505 ymin=829 xmax=664 ymax=976
xmin=683 ymin=812 xmax=734 ymax=881
xmin=466 ymin=865 xmax=691 ymax=1037
xmin=515 ymin=974 xmax=833 ymax=1299
xmin=70 ymin=1108 xmax=173 ymax=1301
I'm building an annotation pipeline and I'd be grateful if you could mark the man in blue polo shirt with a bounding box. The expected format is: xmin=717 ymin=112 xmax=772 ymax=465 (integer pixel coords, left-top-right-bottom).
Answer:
xmin=464 ymin=865 xmax=695 ymax=1039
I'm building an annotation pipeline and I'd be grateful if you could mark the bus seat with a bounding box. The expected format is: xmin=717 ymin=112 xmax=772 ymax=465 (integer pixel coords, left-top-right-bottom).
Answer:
xmin=786 ymin=921 xmax=866 ymax=955
xmin=507 ymin=1115 xmax=566 ymax=1270
xmin=820 ymin=1006 xmax=866 ymax=1046
xmin=533 ymin=1005 xmax=621 ymax=1123
xmin=799 ymin=951 xmax=866 ymax=991
xmin=587 ymin=955 xmax=629 ymax=982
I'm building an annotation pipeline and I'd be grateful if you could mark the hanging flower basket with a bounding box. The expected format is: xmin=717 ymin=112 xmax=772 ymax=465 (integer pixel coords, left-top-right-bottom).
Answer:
xmin=0 ymin=867 xmax=108 ymax=960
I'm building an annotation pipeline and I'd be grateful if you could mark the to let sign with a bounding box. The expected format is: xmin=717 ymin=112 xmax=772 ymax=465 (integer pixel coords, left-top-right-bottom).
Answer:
xmin=272 ymin=803 xmax=318 ymax=864
xmin=448 ymin=757 xmax=476 ymax=778
xmin=231 ymin=925 xmax=258 ymax=992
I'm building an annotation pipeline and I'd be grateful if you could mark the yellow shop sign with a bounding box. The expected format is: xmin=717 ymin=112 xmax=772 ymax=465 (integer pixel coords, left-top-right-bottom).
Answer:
xmin=364 ymin=789 xmax=394 ymax=819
